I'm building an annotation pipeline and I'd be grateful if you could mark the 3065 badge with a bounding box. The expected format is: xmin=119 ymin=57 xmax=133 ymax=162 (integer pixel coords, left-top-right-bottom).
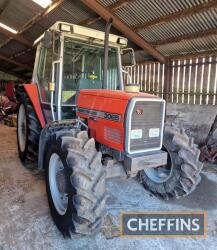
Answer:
xmin=104 ymin=112 xmax=121 ymax=122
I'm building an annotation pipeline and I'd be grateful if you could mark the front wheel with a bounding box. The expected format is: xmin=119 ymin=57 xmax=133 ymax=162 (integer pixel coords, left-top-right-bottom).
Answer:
xmin=44 ymin=129 xmax=107 ymax=237
xmin=139 ymin=125 xmax=203 ymax=199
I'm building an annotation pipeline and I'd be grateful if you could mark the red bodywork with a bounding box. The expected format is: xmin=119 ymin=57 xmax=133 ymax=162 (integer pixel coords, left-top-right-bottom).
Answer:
xmin=24 ymin=83 xmax=158 ymax=152
xmin=23 ymin=84 xmax=46 ymax=128
xmin=77 ymin=89 xmax=157 ymax=152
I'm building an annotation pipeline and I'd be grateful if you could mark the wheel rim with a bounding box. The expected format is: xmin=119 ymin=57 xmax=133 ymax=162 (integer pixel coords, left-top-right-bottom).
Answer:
xmin=18 ymin=104 xmax=27 ymax=152
xmin=144 ymin=147 xmax=173 ymax=183
xmin=49 ymin=153 xmax=69 ymax=215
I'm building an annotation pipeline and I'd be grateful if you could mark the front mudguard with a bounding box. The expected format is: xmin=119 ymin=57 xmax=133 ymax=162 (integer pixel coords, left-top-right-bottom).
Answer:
xmin=38 ymin=120 xmax=77 ymax=170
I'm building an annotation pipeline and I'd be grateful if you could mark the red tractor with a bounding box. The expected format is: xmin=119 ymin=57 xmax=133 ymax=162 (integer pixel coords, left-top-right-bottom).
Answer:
xmin=16 ymin=21 xmax=203 ymax=237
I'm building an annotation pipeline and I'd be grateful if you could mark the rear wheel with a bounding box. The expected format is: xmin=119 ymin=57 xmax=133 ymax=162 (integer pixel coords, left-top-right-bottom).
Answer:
xmin=44 ymin=129 xmax=107 ymax=237
xmin=139 ymin=125 xmax=203 ymax=199
xmin=17 ymin=104 xmax=27 ymax=153
xmin=17 ymin=90 xmax=41 ymax=165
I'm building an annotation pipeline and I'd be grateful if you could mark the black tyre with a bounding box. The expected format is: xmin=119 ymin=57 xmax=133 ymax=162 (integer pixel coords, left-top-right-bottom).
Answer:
xmin=140 ymin=125 xmax=203 ymax=199
xmin=17 ymin=89 xmax=41 ymax=165
xmin=44 ymin=129 xmax=107 ymax=237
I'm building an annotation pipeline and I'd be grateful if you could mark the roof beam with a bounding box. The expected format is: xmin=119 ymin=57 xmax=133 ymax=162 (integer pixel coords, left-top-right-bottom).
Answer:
xmin=0 ymin=27 xmax=32 ymax=47
xmin=79 ymin=15 xmax=101 ymax=26
xmin=152 ymin=28 xmax=217 ymax=47
xmin=11 ymin=48 xmax=35 ymax=60
xmin=80 ymin=0 xmax=166 ymax=64
xmin=0 ymin=67 xmax=25 ymax=80
xmin=0 ymin=0 xmax=64 ymax=75
xmin=80 ymin=0 xmax=136 ymax=26
xmin=133 ymin=0 xmax=217 ymax=31
xmin=0 ymin=54 xmax=32 ymax=71
xmin=0 ymin=0 xmax=64 ymax=48
xmin=20 ymin=0 xmax=65 ymax=33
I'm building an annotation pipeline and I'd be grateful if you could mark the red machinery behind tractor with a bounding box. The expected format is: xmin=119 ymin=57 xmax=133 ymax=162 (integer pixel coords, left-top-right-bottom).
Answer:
xmin=16 ymin=21 xmax=203 ymax=237
xmin=0 ymin=82 xmax=17 ymax=120
xmin=200 ymin=115 xmax=217 ymax=164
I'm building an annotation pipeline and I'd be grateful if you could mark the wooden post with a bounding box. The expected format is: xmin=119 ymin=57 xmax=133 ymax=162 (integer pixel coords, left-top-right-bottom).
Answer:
xmin=164 ymin=59 xmax=171 ymax=102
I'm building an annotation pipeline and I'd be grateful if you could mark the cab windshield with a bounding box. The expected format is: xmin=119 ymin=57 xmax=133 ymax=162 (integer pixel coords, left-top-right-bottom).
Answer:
xmin=62 ymin=37 xmax=120 ymax=104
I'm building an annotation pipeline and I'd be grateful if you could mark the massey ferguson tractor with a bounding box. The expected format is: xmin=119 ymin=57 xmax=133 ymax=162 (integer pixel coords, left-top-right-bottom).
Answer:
xmin=16 ymin=21 xmax=203 ymax=237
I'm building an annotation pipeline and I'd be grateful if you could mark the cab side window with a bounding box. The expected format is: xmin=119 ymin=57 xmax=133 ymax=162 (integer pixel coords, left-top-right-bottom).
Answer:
xmin=37 ymin=47 xmax=53 ymax=103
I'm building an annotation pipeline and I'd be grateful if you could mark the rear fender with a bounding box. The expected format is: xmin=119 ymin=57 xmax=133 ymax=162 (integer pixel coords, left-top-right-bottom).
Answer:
xmin=23 ymin=84 xmax=46 ymax=128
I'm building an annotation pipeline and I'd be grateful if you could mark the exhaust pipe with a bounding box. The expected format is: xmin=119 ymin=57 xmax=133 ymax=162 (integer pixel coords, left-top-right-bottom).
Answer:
xmin=103 ymin=18 xmax=113 ymax=89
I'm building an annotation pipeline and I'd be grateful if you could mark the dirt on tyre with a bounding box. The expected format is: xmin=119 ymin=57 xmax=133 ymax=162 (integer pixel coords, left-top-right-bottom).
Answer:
xmin=44 ymin=129 xmax=107 ymax=237
xmin=139 ymin=125 xmax=203 ymax=199
xmin=17 ymin=88 xmax=41 ymax=165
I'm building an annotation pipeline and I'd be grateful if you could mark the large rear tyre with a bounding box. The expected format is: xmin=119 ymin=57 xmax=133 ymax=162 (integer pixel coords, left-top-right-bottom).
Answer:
xmin=17 ymin=90 xmax=41 ymax=165
xmin=139 ymin=125 xmax=203 ymax=199
xmin=44 ymin=129 xmax=107 ymax=237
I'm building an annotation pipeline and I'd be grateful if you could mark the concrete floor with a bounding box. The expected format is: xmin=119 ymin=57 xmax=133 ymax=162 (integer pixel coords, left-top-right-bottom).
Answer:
xmin=0 ymin=124 xmax=217 ymax=250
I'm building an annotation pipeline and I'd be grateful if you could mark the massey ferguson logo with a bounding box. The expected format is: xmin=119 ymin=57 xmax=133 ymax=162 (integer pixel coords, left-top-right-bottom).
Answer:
xmin=136 ymin=109 xmax=143 ymax=115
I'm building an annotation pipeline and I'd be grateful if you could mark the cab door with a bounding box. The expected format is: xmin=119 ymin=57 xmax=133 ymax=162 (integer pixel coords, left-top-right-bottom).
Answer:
xmin=33 ymin=36 xmax=63 ymax=122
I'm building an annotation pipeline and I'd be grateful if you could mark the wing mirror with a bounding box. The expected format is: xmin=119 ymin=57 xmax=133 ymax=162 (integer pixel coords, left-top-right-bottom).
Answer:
xmin=42 ymin=31 xmax=53 ymax=49
xmin=121 ymin=48 xmax=136 ymax=67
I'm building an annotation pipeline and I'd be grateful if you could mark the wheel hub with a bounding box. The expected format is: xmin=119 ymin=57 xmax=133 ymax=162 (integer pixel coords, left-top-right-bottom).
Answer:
xmin=21 ymin=123 xmax=26 ymax=136
xmin=56 ymin=170 xmax=67 ymax=194
xmin=144 ymin=147 xmax=172 ymax=184
xmin=49 ymin=153 xmax=69 ymax=215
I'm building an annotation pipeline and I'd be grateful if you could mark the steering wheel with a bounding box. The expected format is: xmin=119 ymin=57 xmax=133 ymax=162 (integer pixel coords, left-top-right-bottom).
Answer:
xmin=75 ymin=70 xmax=97 ymax=80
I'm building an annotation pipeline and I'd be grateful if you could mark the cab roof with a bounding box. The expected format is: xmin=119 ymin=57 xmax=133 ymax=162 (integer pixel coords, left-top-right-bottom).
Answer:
xmin=34 ymin=21 xmax=128 ymax=48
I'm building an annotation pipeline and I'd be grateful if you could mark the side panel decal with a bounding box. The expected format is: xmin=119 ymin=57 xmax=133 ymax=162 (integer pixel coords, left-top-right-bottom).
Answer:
xmin=77 ymin=107 xmax=121 ymax=122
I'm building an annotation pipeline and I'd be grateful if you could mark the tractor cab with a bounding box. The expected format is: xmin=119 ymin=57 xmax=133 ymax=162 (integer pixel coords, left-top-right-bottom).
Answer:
xmin=16 ymin=20 xmax=203 ymax=237
xmin=32 ymin=21 xmax=131 ymax=121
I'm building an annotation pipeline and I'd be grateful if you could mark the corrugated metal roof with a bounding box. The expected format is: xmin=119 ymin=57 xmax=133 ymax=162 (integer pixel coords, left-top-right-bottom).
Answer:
xmin=0 ymin=0 xmax=216 ymax=78
xmin=99 ymin=0 xmax=117 ymax=7
xmin=16 ymin=49 xmax=36 ymax=64
xmin=109 ymin=0 xmax=208 ymax=27
xmin=22 ymin=23 xmax=46 ymax=42
xmin=97 ymin=0 xmax=217 ymax=57
xmin=23 ymin=0 xmax=94 ymax=42
xmin=0 ymin=60 xmax=15 ymax=70
xmin=158 ymin=34 xmax=217 ymax=56
xmin=0 ymin=0 xmax=42 ymax=31
xmin=0 ymin=40 xmax=27 ymax=57
xmin=138 ymin=7 xmax=217 ymax=43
